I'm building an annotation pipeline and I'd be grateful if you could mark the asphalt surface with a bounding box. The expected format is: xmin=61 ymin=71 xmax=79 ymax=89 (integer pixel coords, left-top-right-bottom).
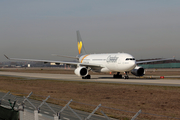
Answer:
xmin=0 ymin=71 xmax=180 ymax=86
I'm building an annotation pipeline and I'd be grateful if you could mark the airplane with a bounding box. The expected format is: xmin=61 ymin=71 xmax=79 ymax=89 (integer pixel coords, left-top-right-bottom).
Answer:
xmin=4 ymin=31 xmax=174 ymax=79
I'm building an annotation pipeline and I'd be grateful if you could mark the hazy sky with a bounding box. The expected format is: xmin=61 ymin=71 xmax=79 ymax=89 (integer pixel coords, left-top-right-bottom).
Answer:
xmin=0 ymin=0 xmax=180 ymax=62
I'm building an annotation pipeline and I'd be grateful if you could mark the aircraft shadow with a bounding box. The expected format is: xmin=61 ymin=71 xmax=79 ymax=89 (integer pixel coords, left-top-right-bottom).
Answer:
xmin=95 ymin=77 xmax=157 ymax=80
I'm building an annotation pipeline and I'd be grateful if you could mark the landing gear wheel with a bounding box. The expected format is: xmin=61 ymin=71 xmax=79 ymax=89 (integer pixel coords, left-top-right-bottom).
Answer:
xmin=82 ymin=75 xmax=91 ymax=79
xmin=124 ymin=76 xmax=129 ymax=79
xmin=113 ymin=72 xmax=122 ymax=78
xmin=86 ymin=75 xmax=91 ymax=79
xmin=113 ymin=74 xmax=122 ymax=78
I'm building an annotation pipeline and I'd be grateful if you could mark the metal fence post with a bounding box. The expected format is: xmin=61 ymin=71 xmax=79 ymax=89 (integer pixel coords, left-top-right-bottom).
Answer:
xmin=23 ymin=92 xmax=36 ymax=110
xmin=131 ymin=109 xmax=141 ymax=120
xmin=38 ymin=95 xmax=50 ymax=109
xmin=100 ymin=110 xmax=110 ymax=120
xmin=67 ymin=105 xmax=82 ymax=120
xmin=37 ymin=95 xmax=58 ymax=119
xmin=34 ymin=110 xmax=39 ymax=120
xmin=58 ymin=99 xmax=73 ymax=119
xmin=85 ymin=104 xmax=101 ymax=120
xmin=23 ymin=92 xmax=33 ymax=103
xmin=38 ymin=96 xmax=50 ymax=113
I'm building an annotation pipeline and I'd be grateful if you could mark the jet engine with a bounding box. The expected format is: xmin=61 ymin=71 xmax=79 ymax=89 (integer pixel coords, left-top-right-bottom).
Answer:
xmin=74 ymin=67 xmax=88 ymax=77
xmin=131 ymin=66 xmax=145 ymax=76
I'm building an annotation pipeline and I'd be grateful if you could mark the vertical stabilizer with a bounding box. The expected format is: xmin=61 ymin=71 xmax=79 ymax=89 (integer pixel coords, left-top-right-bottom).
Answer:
xmin=77 ymin=30 xmax=86 ymax=57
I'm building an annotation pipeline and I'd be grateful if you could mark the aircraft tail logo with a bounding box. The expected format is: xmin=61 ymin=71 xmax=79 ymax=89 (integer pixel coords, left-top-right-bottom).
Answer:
xmin=78 ymin=41 xmax=82 ymax=54
xmin=76 ymin=30 xmax=86 ymax=56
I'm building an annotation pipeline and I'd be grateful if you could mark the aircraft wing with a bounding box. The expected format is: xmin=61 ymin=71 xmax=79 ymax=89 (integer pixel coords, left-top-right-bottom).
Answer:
xmin=4 ymin=55 xmax=101 ymax=67
xmin=51 ymin=54 xmax=79 ymax=60
xmin=136 ymin=57 xmax=175 ymax=64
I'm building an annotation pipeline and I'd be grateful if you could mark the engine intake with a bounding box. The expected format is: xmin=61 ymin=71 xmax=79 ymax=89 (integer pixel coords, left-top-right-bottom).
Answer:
xmin=131 ymin=66 xmax=145 ymax=76
xmin=74 ymin=67 xmax=88 ymax=77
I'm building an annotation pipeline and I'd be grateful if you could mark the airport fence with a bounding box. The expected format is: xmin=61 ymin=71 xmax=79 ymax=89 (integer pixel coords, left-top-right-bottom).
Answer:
xmin=0 ymin=91 xmax=180 ymax=120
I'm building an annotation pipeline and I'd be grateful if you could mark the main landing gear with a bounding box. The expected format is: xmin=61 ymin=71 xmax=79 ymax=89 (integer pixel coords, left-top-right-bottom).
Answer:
xmin=113 ymin=72 xmax=122 ymax=78
xmin=113 ymin=72 xmax=129 ymax=79
xmin=82 ymin=75 xmax=91 ymax=79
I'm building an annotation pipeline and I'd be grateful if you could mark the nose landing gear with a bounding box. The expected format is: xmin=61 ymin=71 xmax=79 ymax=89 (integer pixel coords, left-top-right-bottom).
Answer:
xmin=124 ymin=72 xmax=129 ymax=79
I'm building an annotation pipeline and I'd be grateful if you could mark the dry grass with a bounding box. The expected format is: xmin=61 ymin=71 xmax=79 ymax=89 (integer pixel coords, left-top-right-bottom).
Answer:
xmin=0 ymin=75 xmax=180 ymax=119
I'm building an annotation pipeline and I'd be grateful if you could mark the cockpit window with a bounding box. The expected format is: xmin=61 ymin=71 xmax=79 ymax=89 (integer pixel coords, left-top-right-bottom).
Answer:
xmin=126 ymin=58 xmax=135 ymax=60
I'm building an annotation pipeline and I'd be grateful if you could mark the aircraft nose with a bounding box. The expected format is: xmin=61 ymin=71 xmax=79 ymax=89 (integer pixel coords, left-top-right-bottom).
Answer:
xmin=130 ymin=60 xmax=136 ymax=69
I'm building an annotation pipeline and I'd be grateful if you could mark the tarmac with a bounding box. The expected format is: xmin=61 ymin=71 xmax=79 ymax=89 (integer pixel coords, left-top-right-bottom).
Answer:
xmin=0 ymin=71 xmax=180 ymax=86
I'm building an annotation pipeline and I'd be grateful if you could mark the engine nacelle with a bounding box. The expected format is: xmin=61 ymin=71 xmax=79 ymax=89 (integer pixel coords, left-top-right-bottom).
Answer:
xmin=74 ymin=67 xmax=88 ymax=77
xmin=131 ymin=66 xmax=145 ymax=76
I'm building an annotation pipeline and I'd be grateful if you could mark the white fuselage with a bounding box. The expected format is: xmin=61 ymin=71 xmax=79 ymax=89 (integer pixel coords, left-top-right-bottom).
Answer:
xmin=79 ymin=53 xmax=136 ymax=73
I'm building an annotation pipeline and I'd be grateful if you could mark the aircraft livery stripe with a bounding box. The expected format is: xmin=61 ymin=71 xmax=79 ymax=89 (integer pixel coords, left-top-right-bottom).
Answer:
xmin=81 ymin=54 xmax=89 ymax=63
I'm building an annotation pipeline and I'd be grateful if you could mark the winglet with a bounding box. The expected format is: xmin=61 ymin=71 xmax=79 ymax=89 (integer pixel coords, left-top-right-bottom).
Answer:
xmin=4 ymin=54 xmax=10 ymax=59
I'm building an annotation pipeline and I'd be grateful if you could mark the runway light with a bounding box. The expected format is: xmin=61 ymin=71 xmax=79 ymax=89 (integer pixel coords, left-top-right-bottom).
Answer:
xmin=160 ymin=76 xmax=164 ymax=79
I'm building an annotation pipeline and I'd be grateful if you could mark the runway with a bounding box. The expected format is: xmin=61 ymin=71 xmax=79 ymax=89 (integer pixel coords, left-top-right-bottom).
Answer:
xmin=0 ymin=71 xmax=180 ymax=86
